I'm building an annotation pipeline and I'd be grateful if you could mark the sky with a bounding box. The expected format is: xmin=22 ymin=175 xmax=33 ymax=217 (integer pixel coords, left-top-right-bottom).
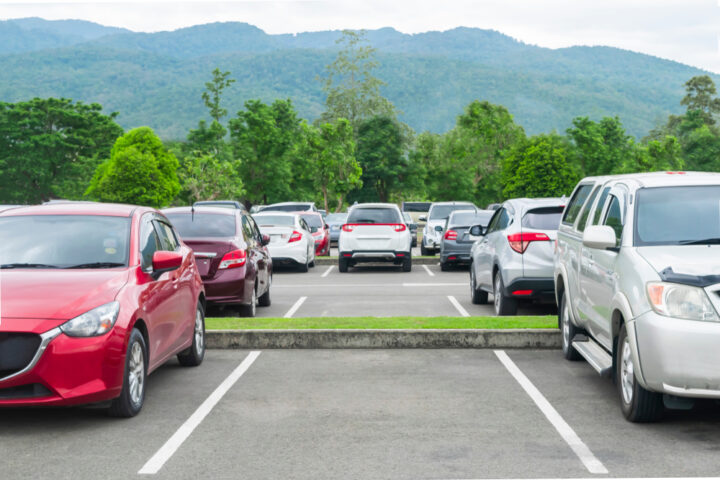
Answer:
xmin=1 ymin=0 xmax=719 ymax=73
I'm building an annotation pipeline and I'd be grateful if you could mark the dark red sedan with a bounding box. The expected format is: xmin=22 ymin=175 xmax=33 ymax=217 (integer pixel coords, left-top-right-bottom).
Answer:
xmin=0 ymin=203 xmax=205 ymax=417
xmin=163 ymin=206 xmax=272 ymax=317
xmin=298 ymin=211 xmax=330 ymax=256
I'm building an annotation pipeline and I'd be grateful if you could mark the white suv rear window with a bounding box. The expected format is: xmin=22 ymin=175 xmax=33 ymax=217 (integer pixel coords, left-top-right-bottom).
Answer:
xmin=347 ymin=208 xmax=400 ymax=224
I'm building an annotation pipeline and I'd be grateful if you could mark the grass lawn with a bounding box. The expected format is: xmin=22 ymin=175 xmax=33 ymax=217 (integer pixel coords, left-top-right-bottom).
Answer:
xmin=206 ymin=315 xmax=556 ymax=330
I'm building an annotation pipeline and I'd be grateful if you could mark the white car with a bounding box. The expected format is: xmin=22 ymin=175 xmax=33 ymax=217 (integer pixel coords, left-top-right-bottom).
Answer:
xmin=338 ymin=203 xmax=412 ymax=272
xmin=252 ymin=212 xmax=316 ymax=272
xmin=556 ymin=171 xmax=720 ymax=422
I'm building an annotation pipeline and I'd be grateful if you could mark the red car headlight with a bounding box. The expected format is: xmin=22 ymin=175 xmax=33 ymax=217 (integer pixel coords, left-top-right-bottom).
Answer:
xmin=60 ymin=301 xmax=120 ymax=337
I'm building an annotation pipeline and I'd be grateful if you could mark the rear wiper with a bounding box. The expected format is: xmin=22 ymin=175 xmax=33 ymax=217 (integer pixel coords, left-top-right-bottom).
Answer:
xmin=0 ymin=263 xmax=59 ymax=269
xmin=66 ymin=262 xmax=126 ymax=269
xmin=678 ymin=238 xmax=720 ymax=245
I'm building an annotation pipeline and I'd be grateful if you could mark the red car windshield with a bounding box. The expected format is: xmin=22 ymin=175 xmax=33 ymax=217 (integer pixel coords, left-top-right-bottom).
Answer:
xmin=0 ymin=215 xmax=130 ymax=269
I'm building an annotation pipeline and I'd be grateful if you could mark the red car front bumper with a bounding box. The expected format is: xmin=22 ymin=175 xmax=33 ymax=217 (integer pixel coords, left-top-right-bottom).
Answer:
xmin=0 ymin=320 xmax=126 ymax=406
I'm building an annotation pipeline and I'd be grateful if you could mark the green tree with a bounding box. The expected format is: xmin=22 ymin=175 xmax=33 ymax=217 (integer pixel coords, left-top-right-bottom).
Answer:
xmin=681 ymin=75 xmax=720 ymax=125
xmin=85 ymin=127 xmax=180 ymax=207
xmin=502 ymin=134 xmax=578 ymax=199
xmin=229 ymin=99 xmax=302 ymax=205
xmin=352 ymin=116 xmax=410 ymax=202
xmin=566 ymin=116 xmax=635 ymax=176
xmin=319 ymin=30 xmax=398 ymax=129
xmin=616 ymin=136 xmax=684 ymax=173
xmin=299 ymin=119 xmax=361 ymax=211
xmin=0 ymin=98 xmax=123 ymax=203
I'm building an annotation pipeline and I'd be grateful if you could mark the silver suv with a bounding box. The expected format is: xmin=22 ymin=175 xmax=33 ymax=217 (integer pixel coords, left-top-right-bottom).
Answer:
xmin=469 ymin=198 xmax=565 ymax=315
xmin=555 ymin=171 xmax=720 ymax=422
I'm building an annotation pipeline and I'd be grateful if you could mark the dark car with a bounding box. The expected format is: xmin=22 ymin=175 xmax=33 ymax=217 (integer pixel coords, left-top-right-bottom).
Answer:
xmin=440 ymin=209 xmax=494 ymax=271
xmin=163 ymin=206 xmax=272 ymax=317
xmin=325 ymin=212 xmax=348 ymax=243
xmin=402 ymin=212 xmax=418 ymax=248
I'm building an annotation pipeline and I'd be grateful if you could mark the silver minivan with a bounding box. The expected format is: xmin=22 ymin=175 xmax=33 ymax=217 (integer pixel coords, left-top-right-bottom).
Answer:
xmin=555 ymin=171 xmax=720 ymax=422
xmin=469 ymin=198 xmax=565 ymax=315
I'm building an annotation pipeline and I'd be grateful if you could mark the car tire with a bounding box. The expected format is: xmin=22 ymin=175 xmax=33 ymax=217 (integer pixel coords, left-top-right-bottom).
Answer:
xmin=309 ymin=259 xmax=315 ymax=268
xmin=412 ymin=239 xmax=417 ymax=248
xmin=108 ymin=328 xmax=147 ymax=418
xmin=560 ymin=294 xmax=582 ymax=361
xmin=258 ymin=275 xmax=271 ymax=307
xmin=338 ymin=257 xmax=349 ymax=273
xmin=617 ymin=324 xmax=663 ymax=422
xmin=470 ymin=267 xmax=488 ymax=304
xmin=178 ymin=302 xmax=206 ymax=367
xmin=299 ymin=257 xmax=309 ymax=273
xmin=493 ymin=272 xmax=518 ymax=316
xmin=420 ymin=243 xmax=431 ymax=256
xmin=440 ymin=261 xmax=450 ymax=272
xmin=402 ymin=255 xmax=412 ymax=272
xmin=242 ymin=286 xmax=257 ymax=317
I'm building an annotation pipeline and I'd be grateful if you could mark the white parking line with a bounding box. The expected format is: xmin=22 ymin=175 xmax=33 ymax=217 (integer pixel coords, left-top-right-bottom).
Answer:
xmin=447 ymin=295 xmax=470 ymax=317
xmin=422 ymin=265 xmax=435 ymax=277
xmin=321 ymin=266 xmax=334 ymax=277
xmin=284 ymin=296 xmax=307 ymax=318
xmin=138 ymin=351 xmax=261 ymax=475
xmin=494 ymin=350 xmax=608 ymax=475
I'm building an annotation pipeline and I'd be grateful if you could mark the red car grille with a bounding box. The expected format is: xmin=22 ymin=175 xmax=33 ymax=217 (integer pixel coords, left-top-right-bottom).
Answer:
xmin=0 ymin=333 xmax=41 ymax=380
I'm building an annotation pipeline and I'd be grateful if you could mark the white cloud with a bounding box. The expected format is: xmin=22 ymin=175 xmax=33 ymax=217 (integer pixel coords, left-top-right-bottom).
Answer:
xmin=0 ymin=0 xmax=718 ymax=73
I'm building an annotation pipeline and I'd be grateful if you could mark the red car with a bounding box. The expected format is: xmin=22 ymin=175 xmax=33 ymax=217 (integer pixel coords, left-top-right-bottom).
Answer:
xmin=298 ymin=211 xmax=330 ymax=256
xmin=163 ymin=206 xmax=272 ymax=317
xmin=0 ymin=203 xmax=205 ymax=417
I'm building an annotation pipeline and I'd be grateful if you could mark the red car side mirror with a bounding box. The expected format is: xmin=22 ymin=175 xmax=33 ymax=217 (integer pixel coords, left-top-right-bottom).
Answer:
xmin=151 ymin=251 xmax=182 ymax=279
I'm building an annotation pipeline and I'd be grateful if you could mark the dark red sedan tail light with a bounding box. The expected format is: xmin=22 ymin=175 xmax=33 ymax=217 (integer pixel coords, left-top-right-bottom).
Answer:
xmin=218 ymin=249 xmax=246 ymax=269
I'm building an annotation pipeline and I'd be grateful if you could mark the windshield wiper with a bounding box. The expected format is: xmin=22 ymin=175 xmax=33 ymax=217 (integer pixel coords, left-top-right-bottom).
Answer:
xmin=0 ymin=263 xmax=60 ymax=269
xmin=678 ymin=238 xmax=720 ymax=245
xmin=66 ymin=262 xmax=126 ymax=269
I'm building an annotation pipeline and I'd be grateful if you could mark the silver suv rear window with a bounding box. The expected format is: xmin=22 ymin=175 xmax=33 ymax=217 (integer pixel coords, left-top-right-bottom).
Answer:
xmin=523 ymin=207 xmax=564 ymax=230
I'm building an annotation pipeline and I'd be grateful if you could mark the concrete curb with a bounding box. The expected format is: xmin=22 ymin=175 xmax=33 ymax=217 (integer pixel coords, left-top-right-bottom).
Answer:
xmin=314 ymin=257 xmax=439 ymax=266
xmin=207 ymin=329 xmax=561 ymax=349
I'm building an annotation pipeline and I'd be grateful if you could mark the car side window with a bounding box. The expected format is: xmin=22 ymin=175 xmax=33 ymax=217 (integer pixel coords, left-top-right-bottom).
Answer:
xmin=562 ymin=184 xmax=592 ymax=225
xmin=154 ymin=220 xmax=179 ymax=251
xmin=576 ymin=186 xmax=601 ymax=233
xmin=139 ymin=215 xmax=160 ymax=270
xmin=603 ymin=195 xmax=624 ymax=241
xmin=300 ymin=219 xmax=309 ymax=231
xmin=241 ymin=215 xmax=255 ymax=243
xmin=591 ymin=187 xmax=611 ymax=226
xmin=485 ymin=208 xmax=503 ymax=234
xmin=248 ymin=215 xmax=263 ymax=242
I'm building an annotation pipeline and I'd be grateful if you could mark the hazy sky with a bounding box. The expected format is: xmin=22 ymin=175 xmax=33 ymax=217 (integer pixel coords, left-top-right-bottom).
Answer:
xmin=1 ymin=0 xmax=719 ymax=73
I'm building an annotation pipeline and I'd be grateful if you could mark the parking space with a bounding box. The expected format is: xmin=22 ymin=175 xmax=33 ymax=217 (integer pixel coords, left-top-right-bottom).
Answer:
xmin=262 ymin=262 xmax=556 ymax=318
xmin=5 ymin=349 xmax=720 ymax=479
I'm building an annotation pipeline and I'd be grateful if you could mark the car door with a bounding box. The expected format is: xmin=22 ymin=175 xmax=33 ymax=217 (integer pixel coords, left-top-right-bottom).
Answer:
xmin=240 ymin=215 xmax=260 ymax=302
xmin=154 ymin=218 xmax=195 ymax=354
xmin=247 ymin=214 xmax=270 ymax=295
xmin=582 ymin=187 xmax=626 ymax=350
xmin=475 ymin=207 xmax=510 ymax=289
xmin=300 ymin=218 xmax=314 ymax=262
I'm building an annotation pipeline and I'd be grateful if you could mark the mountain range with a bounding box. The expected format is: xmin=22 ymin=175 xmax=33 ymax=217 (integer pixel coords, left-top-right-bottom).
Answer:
xmin=0 ymin=17 xmax=716 ymax=139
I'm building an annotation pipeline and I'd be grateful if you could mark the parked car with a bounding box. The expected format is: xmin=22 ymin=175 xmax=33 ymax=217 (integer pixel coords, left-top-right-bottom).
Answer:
xmin=298 ymin=211 xmax=330 ymax=256
xmin=486 ymin=203 xmax=502 ymax=211
xmin=326 ymin=212 xmax=348 ymax=243
xmin=0 ymin=202 xmax=205 ymax=417
xmin=555 ymin=171 xmax=720 ymax=422
xmin=420 ymin=202 xmax=477 ymax=255
xmin=260 ymin=202 xmax=317 ymax=212
xmin=318 ymin=209 xmax=327 ymax=219
xmin=0 ymin=205 xmax=19 ymax=212
xmin=402 ymin=212 xmax=418 ymax=248
xmin=402 ymin=201 xmax=432 ymax=226
xmin=469 ymin=198 xmax=564 ymax=315
xmin=338 ymin=203 xmax=412 ymax=272
xmin=253 ymin=212 xmax=316 ymax=271
xmin=193 ymin=200 xmax=246 ymax=211
xmin=163 ymin=206 xmax=272 ymax=317
xmin=439 ymin=209 xmax=494 ymax=270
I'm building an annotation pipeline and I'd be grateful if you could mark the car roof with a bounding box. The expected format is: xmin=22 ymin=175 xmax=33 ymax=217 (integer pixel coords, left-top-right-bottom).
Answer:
xmin=504 ymin=197 xmax=565 ymax=208
xmin=162 ymin=206 xmax=237 ymax=216
xmin=266 ymin=201 xmax=314 ymax=206
xmin=430 ymin=201 xmax=476 ymax=207
xmin=0 ymin=202 xmax=146 ymax=217
xmin=609 ymin=171 xmax=720 ymax=189
xmin=349 ymin=203 xmax=399 ymax=209
xmin=252 ymin=211 xmax=297 ymax=217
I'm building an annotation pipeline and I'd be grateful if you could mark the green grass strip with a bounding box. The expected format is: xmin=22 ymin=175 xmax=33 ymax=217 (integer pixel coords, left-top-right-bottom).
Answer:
xmin=206 ymin=315 xmax=556 ymax=330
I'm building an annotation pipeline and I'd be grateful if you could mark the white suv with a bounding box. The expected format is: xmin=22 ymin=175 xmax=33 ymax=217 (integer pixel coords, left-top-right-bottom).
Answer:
xmin=338 ymin=203 xmax=412 ymax=272
xmin=555 ymin=171 xmax=720 ymax=422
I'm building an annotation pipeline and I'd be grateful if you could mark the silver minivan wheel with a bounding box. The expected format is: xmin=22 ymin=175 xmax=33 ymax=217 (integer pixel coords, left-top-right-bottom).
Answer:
xmin=620 ymin=335 xmax=634 ymax=405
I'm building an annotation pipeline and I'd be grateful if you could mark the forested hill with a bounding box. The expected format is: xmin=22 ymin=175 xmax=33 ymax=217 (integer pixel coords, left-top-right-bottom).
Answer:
xmin=1 ymin=18 xmax=716 ymax=139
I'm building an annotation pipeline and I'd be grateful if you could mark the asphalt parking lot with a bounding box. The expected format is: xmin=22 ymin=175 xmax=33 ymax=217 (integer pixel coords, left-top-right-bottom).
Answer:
xmin=222 ymin=255 xmax=556 ymax=319
xmin=4 ymin=349 xmax=720 ymax=479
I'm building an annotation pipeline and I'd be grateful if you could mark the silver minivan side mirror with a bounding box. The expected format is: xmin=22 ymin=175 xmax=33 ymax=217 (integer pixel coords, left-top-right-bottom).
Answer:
xmin=583 ymin=225 xmax=617 ymax=250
